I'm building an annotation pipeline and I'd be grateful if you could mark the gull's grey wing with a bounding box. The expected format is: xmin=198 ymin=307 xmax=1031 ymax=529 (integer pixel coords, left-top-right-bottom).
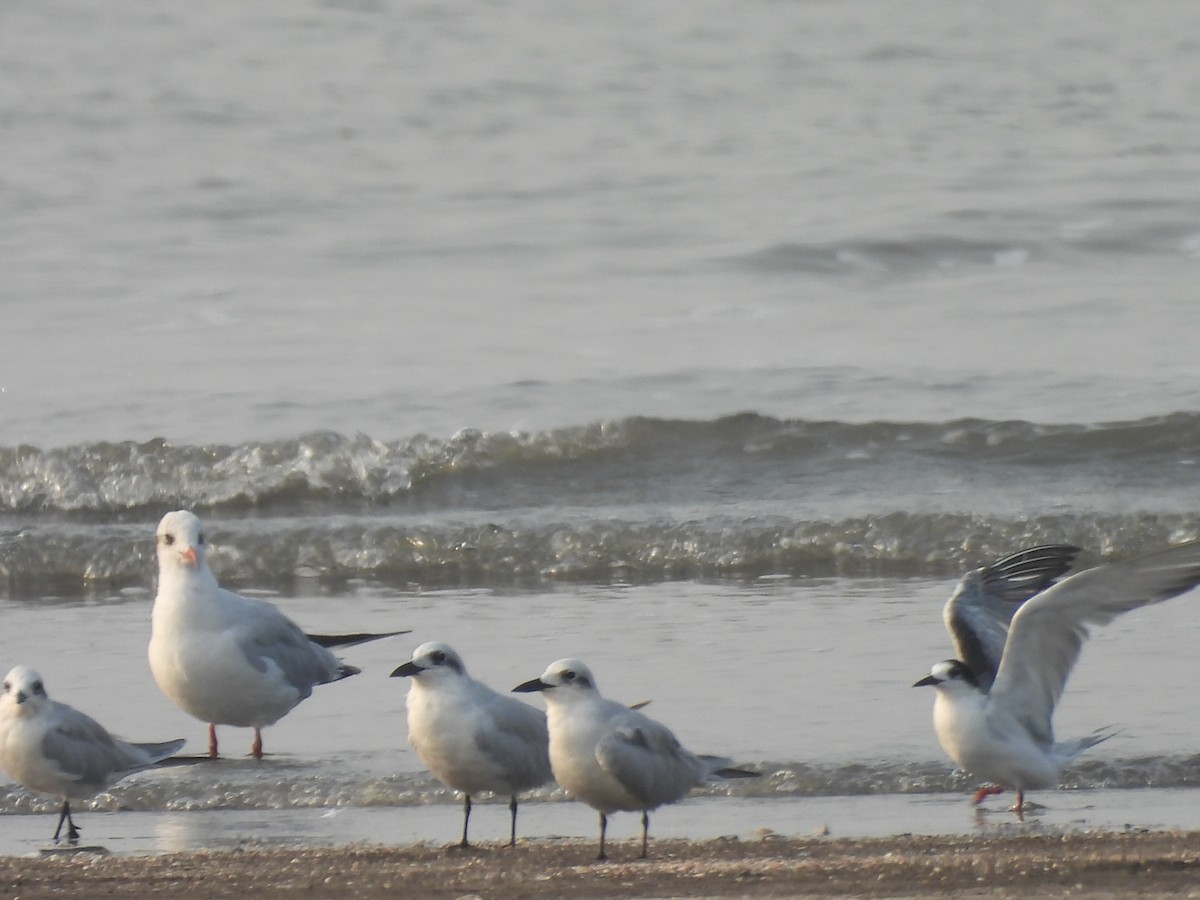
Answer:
xmin=945 ymin=544 xmax=1081 ymax=690
xmin=473 ymin=693 xmax=552 ymax=792
xmin=130 ymin=738 xmax=187 ymax=763
xmin=228 ymin=590 xmax=346 ymax=695
xmin=595 ymin=711 xmax=704 ymax=809
xmin=42 ymin=702 xmax=155 ymax=794
xmin=991 ymin=539 xmax=1200 ymax=745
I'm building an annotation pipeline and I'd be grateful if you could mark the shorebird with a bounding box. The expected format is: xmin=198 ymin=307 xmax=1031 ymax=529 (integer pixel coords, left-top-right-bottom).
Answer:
xmin=391 ymin=641 xmax=552 ymax=847
xmin=0 ymin=665 xmax=184 ymax=843
xmin=150 ymin=510 xmax=405 ymax=758
xmin=915 ymin=540 xmax=1200 ymax=814
xmin=514 ymin=658 xmax=754 ymax=860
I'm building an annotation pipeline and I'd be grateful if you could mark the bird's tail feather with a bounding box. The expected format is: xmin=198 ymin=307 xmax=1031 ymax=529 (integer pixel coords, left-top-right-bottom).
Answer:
xmin=1058 ymin=725 xmax=1119 ymax=761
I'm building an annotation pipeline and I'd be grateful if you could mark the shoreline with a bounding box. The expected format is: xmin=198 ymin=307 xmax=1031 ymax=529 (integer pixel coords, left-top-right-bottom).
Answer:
xmin=3 ymin=831 xmax=1200 ymax=898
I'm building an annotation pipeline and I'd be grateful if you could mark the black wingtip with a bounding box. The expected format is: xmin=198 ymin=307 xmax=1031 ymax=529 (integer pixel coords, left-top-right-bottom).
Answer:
xmin=306 ymin=630 xmax=410 ymax=649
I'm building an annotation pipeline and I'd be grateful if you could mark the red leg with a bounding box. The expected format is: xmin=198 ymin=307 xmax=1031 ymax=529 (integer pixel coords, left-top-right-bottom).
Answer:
xmin=251 ymin=728 xmax=263 ymax=760
xmin=208 ymin=724 xmax=219 ymax=759
xmin=1014 ymin=790 xmax=1026 ymax=814
xmin=971 ymin=784 xmax=1004 ymax=805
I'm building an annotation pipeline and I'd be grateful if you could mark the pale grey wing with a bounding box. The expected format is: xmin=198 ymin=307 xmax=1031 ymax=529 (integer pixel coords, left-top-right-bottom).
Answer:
xmin=43 ymin=703 xmax=152 ymax=792
xmin=945 ymin=544 xmax=1082 ymax=689
xmin=130 ymin=738 xmax=187 ymax=764
xmin=474 ymin=694 xmax=552 ymax=791
xmin=229 ymin=591 xmax=345 ymax=694
xmin=595 ymin=714 xmax=704 ymax=809
xmin=990 ymin=539 xmax=1200 ymax=744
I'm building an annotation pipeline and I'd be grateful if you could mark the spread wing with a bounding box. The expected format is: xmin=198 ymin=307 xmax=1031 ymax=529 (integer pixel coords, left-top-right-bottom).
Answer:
xmin=945 ymin=544 xmax=1081 ymax=689
xmin=990 ymin=539 xmax=1200 ymax=745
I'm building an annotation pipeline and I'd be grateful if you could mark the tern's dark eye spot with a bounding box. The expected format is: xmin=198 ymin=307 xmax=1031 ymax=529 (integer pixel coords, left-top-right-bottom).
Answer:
xmin=431 ymin=651 xmax=446 ymax=664
xmin=562 ymin=670 xmax=576 ymax=682
xmin=162 ymin=533 xmax=175 ymax=547
xmin=32 ymin=681 xmax=43 ymax=695
xmin=1 ymin=682 xmax=8 ymax=693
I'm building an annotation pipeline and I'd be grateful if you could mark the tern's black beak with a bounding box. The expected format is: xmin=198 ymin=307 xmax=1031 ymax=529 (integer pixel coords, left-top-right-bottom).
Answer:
xmin=912 ymin=675 xmax=941 ymax=688
xmin=512 ymin=677 xmax=549 ymax=693
xmin=390 ymin=661 xmax=422 ymax=678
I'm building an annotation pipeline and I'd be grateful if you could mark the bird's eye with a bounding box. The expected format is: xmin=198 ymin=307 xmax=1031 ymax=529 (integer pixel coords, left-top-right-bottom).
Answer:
xmin=431 ymin=651 xmax=445 ymax=664
xmin=32 ymin=682 xmax=43 ymax=694
xmin=562 ymin=670 xmax=576 ymax=682
xmin=162 ymin=533 xmax=175 ymax=546
xmin=1 ymin=682 xmax=8 ymax=693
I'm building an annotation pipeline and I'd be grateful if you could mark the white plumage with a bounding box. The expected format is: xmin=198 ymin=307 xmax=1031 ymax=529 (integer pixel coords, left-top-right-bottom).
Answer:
xmin=916 ymin=540 xmax=1200 ymax=813
xmin=0 ymin=665 xmax=183 ymax=843
xmin=391 ymin=641 xmax=552 ymax=846
xmin=149 ymin=510 xmax=397 ymax=758
xmin=514 ymin=658 xmax=751 ymax=859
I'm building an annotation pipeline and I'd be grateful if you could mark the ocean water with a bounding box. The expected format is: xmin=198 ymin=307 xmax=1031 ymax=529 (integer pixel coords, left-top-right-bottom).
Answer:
xmin=1 ymin=0 xmax=1200 ymax=854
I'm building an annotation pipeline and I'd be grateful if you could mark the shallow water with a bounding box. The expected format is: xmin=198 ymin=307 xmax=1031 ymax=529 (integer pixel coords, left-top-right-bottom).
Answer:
xmin=3 ymin=577 xmax=1200 ymax=851
xmin=8 ymin=790 xmax=1200 ymax=860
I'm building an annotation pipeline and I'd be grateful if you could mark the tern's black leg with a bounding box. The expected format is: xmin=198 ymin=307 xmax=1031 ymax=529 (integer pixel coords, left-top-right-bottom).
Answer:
xmin=639 ymin=811 xmax=650 ymax=859
xmin=459 ymin=794 xmax=472 ymax=848
xmin=508 ymin=795 xmax=518 ymax=847
xmin=52 ymin=800 xmax=80 ymax=844
xmin=597 ymin=812 xmax=608 ymax=861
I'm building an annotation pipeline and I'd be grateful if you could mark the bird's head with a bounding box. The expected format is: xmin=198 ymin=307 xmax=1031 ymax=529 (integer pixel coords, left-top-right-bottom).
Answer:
xmin=156 ymin=510 xmax=207 ymax=572
xmin=913 ymin=658 xmax=978 ymax=691
xmin=1 ymin=666 xmax=49 ymax=718
xmin=513 ymin=658 xmax=597 ymax=699
xmin=390 ymin=641 xmax=467 ymax=681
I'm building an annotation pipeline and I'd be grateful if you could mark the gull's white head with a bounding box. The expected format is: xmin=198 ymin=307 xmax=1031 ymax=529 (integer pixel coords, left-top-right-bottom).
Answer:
xmin=1 ymin=666 xmax=49 ymax=718
xmin=156 ymin=510 xmax=207 ymax=572
xmin=913 ymin=658 xmax=979 ymax=693
xmin=512 ymin=658 xmax=598 ymax=699
xmin=389 ymin=641 xmax=468 ymax=682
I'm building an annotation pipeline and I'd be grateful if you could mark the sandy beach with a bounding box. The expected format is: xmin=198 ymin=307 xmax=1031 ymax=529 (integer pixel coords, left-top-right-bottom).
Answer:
xmin=3 ymin=831 xmax=1200 ymax=899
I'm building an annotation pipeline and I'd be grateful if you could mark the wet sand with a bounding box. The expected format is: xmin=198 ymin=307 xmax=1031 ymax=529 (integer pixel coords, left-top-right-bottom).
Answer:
xmin=3 ymin=831 xmax=1199 ymax=899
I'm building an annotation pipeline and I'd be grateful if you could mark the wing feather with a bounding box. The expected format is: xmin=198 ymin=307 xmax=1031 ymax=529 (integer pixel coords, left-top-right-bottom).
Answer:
xmin=228 ymin=591 xmax=344 ymax=693
xmin=945 ymin=544 xmax=1081 ymax=689
xmin=990 ymin=539 xmax=1200 ymax=743
xmin=473 ymin=695 xmax=552 ymax=791
xmin=595 ymin=713 xmax=703 ymax=809
xmin=42 ymin=703 xmax=152 ymax=792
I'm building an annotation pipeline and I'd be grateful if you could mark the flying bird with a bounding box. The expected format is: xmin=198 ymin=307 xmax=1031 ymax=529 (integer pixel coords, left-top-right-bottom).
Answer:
xmin=915 ymin=540 xmax=1200 ymax=814
xmin=391 ymin=641 xmax=552 ymax=847
xmin=0 ymin=665 xmax=184 ymax=844
xmin=514 ymin=658 xmax=754 ymax=860
xmin=149 ymin=509 xmax=406 ymax=759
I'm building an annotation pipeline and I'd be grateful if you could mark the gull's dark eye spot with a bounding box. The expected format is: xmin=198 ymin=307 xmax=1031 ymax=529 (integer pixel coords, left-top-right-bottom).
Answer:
xmin=162 ymin=533 xmax=175 ymax=547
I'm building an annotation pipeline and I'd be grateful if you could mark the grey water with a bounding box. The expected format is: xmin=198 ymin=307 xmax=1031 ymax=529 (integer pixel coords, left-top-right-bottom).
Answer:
xmin=1 ymin=0 xmax=1200 ymax=854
